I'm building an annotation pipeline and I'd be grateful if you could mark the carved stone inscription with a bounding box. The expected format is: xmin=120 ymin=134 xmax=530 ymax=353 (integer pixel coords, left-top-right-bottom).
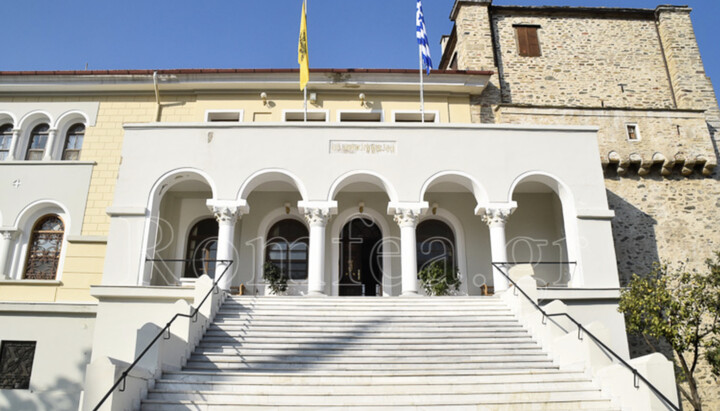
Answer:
xmin=330 ymin=141 xmax=396 ymax=155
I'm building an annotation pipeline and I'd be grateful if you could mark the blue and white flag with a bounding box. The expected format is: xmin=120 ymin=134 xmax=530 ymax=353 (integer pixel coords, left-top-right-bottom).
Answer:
xmin=416 ymin=0 xmax=432 ymax=75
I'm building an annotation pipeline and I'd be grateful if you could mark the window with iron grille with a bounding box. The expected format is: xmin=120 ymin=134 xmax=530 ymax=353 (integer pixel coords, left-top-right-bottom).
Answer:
xmin=25 ymin=124 xmax=50 ymax=160
xmin=0 ymin=341 xmax=36 ymax=390
xmin=62 ymin=123 xmax=85 ymax=160
xmin=23 ymin=215 xmax=64 ymax=280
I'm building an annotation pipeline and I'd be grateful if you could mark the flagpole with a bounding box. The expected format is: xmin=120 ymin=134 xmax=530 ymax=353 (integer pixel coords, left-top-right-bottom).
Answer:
xmin=419 ymin=52 xmax=425 ymax=124
xmin=304 ymin=0 xmax=308 ymax=122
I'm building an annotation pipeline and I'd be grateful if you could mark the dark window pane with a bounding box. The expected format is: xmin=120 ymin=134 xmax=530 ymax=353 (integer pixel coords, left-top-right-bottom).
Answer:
xmin=266 ymin=219 xmax=309 ymax=280
xmin=24 ymin=215 xmax=64 ymax=280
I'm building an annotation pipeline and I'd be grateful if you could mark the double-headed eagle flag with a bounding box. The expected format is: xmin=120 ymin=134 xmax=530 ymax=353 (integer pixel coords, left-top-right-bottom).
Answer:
xmin=416 ymin=0 xmax=432 ymax=75
xmin=298 ymin=0 xmax=309 ymax=90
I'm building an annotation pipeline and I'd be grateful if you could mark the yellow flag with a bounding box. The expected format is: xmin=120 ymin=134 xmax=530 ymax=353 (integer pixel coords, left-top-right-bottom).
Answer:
xmin=298 ymin=0 xmax=309 ymax=91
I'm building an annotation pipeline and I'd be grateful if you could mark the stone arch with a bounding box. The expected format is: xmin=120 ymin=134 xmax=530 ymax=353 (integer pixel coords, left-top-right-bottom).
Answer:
xmin=18 ymin=110 xmax=53 ymax=131
xmin=139 ymin=168 xmax=217 ymax=285
xmin=419 ymin=171 xmax=489 ymax=205
xmin=327 ymin=170 xmax=399 ymax=203
xmin=506 ymin=171 xmax=582 ymax=287
xmin=238 ymin=169 xmax=308 ymax=202
xmin=0 ymin=111 xmax=17 ymax=127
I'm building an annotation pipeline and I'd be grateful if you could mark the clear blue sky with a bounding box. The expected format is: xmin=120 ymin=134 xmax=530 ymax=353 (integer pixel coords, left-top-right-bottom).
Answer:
xmin=2 ymin=0 xmax=718 ymax=99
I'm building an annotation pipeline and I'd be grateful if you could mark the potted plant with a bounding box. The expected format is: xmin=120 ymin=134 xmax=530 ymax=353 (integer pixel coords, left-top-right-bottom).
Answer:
xmin=418 ymin=259 xmax=460 ymax=296
xmin=263 ymin=261 xmax=288 ymax=295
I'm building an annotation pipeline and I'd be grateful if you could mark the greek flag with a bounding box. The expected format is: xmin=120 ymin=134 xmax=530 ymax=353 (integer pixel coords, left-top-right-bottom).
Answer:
xmin=416 ymin=0 xmax=432 ymax=75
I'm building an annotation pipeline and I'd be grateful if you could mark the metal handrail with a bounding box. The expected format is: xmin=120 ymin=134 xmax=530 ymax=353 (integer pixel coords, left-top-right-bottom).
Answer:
xmin=491 ymin=262 xmax=680 ymax=411
xmin=93 ymin=259 xmax=234 ymax=410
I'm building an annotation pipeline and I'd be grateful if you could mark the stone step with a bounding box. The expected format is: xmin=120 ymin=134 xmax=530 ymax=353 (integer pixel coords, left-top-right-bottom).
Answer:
xmin=142 ymin=403 xmax=619 ymax=411
xmin=211 ymin=315 xmax=518 ymax=324
xmin=159 ymin=369 xmax=590 ymax=384
xmin=189 ymin=353 xmax=551 ymax=364
xmin=143 ymin=390 xmax=610 ymax=407
xmin=202 ymin=329 xmax=528 ymax=338
xmin=216 ymin=307 xmax=512 ymax=315
xmin=193 ymin=347 xmax=544 ymax=356
xmin=195 ymin=342 xmax=541 ymax=351
xmin=183 ymin=360 xmax=557 ymax=371
xmin=151 ymin=380 xmax=598 ymax=396
xmin=206 ymin=324 xmax=523 ymax=333
xmin=226 ymin=296 xmax=503 ymax=304
xmin=199 ymin=335 xmax=534 ymax=344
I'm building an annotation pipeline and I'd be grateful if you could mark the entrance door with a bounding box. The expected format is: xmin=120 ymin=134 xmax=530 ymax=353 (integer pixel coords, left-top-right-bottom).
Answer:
xmin=339 ymin=218 xmax=383 ymax=296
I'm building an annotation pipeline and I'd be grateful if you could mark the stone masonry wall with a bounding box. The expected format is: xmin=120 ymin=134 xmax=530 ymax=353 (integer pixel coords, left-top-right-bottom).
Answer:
xmin=448 ymin=1 xmax=720 ymax=408
xmin=492 ymin=10 xmax=676 ymax=109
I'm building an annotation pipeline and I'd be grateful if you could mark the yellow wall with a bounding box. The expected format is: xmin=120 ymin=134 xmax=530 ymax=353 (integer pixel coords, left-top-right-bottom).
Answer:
xmin=2 ymin=90 xmax=472 ymax=302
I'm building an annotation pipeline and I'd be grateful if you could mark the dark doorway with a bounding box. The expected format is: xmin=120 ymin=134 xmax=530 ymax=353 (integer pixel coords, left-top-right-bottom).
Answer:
xmin=339 ymin=218 xmax=383 ymax=296
xmin=184 ymin=218 xmax=218 ymax=278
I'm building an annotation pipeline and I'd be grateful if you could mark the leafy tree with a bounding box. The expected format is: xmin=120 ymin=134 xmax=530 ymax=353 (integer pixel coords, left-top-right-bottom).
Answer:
xmin=619 ymin=253 xmax=720 ymax=411
xmin=263 ymin=262 xmax=288 ymax=295
xmin=418 ymin=259 xmax=460 ymax=296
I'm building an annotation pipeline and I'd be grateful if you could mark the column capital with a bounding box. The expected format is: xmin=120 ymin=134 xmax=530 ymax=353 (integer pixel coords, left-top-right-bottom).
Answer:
xmin=1 ymin=230 xmax=16 ymax=241
xmin=303 ymin=208 xmax=333 ymax=227
xmin=393 ymin=208 xmax=422 ymax=228
xmin=478 ymin=203 xmax=517 ymax=228
xmin=206 ymin=199 xmax=248 ymax=225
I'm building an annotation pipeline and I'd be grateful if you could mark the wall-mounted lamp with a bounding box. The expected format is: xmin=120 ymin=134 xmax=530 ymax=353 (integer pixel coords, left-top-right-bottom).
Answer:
xmin=261 ymin=92 xmax=268 ymax=106
xmin=284 ymin=202 xmax=291 ymax=214
xmin=309 ymin=92 xmax=317 ymax=104
xmin=359 ymin=93 xmax=366 ymax=106
xmin=431 ymin=203 xmax=439 ymax=215
xmin=358 ymin=202 xmax=365 ymax=214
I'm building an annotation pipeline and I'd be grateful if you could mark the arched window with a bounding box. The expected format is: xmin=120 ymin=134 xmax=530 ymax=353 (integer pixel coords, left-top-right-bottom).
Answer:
xmin=0 ymin=124 xmax=12 ymax=160
xmin=24 ymin=215 xmax=64 ymax=280
xmin=183 ymin=218 xmax=218 ymax=278
xmin=266 ymin=219 xmax=309 ymax=280
xmin=62 ymin=123 xmax=85 ymax=160
xmin=25 ymin=124 xmax=50 ymax=160
xmin=416 ymin=219 xmax=456 ymax=273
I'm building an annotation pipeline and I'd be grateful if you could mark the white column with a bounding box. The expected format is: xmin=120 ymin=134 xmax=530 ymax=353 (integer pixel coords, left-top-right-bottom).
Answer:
xmin=304 ymin=208 xmax=332 ymax=296
xmin=394 ymin=208 xmax=421 ymax=296
xmin=0 ymin=231 xmax=15 ymax=279
xmin=210 ymin=206 xmax=238 ymax=291
xmin=481 ymin=207 xmax=515 ymax=293
xmin=6 ymin=129 xmax=20 ymax=161
xmin=42 ymin=128 xmax=58 ymax=161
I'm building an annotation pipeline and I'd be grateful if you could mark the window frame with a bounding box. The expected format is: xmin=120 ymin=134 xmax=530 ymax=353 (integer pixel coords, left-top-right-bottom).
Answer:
xmin=392 ymin=110 xmax=439 ymax=123
xmin=205 ymin=110 xmax=244 ymax=123
xmin=282 ymin=109 xmax=329 ymax=122
xmin=25 ymin=123 xmax=50 ymax=161
xmin=22 ymin=214 xmax=65 ymax=281
xmin=626 ymin=123 xmax=641 ymax=142
xmin=0 ymin=123 xmax=13 ymax=161
xmin=337 ymin=110 xmax=384 ymax=123
xmin=62 ymin=123 xmax=85 ymax=161
xmin=514 ymin=24 xmax=542 ymax=57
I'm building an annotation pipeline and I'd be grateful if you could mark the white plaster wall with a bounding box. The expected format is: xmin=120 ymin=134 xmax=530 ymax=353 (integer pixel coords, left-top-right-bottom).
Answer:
xmin=0 ymin=304 xmax=96 ymax=411
xmin=106 ymin=124 xmax=617 ymax=290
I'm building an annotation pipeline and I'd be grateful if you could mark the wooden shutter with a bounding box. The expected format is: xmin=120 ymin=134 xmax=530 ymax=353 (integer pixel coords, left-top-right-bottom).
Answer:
xmin=516 ymin=26 xmax=541 ymax=57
